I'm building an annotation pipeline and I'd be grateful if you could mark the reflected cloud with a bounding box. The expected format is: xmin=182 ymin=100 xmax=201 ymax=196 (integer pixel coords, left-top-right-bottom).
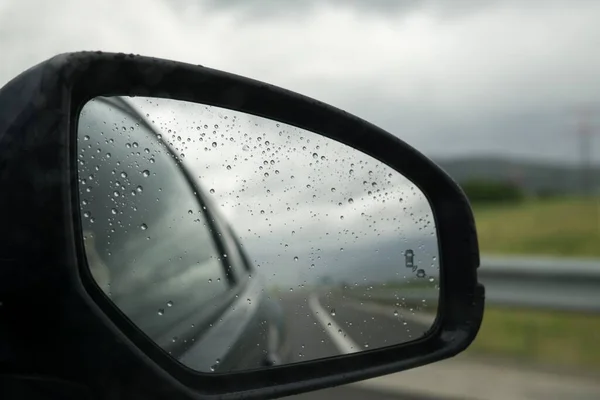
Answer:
xmin=126 ymin=97 xmax=440 ymax=288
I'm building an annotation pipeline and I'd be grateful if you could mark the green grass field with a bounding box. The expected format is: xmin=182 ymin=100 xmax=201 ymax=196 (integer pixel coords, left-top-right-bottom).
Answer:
xmin=468 ymin=197 xmax=600 ymax=370
xmin=474 ymin=197 xmax=600 ymax=258
xmin=468 ymin=306 xmax=600 ymax=371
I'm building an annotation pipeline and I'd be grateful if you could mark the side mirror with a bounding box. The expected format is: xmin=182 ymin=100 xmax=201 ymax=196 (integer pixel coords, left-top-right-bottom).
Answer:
xmin=0 ymin=52 xmax=483 ymax=400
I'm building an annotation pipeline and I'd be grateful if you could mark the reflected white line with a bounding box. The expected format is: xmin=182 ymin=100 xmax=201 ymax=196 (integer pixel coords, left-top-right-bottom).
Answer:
xmin=308 ymin=293 xmax=360 ymax=355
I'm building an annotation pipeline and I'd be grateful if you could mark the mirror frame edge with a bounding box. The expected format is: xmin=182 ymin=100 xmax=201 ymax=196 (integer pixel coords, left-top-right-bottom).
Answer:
xmin=53 ymin=51 xmax=480 ymax=399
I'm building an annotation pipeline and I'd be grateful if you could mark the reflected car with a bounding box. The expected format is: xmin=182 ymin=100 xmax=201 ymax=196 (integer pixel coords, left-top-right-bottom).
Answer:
xmin=78 ymin=96 xmax=289 ymax=372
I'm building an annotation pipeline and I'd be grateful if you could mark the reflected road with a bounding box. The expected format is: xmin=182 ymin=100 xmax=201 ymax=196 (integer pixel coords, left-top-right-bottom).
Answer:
xmin=272 ymin=290 xmax=439 ymax=399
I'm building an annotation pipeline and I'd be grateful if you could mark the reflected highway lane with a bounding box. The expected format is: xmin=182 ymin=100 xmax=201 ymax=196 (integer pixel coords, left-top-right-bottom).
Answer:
xmin=274 ymin=290 xmax=438 ymax=399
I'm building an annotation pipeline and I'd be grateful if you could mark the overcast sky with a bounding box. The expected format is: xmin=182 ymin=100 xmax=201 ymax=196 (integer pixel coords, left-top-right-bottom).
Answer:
xmin=2 ymin=0 xmax=600 ymax=165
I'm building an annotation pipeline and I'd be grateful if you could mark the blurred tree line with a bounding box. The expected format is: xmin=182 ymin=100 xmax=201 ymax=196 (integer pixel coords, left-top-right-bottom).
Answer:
xmin=460 ymin=179 xmax=526 ymax=205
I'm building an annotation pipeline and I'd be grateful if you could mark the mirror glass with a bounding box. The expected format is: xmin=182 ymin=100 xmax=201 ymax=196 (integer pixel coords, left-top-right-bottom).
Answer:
xmin=76 ymin=96 xmax=440 ymax=373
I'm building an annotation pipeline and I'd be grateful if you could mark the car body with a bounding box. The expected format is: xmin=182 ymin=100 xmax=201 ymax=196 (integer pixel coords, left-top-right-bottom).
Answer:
xmin=77 ymin=96 xmax=289 ymax=373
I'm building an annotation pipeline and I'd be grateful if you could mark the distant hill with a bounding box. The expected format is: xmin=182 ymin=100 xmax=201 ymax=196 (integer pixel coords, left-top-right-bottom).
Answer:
xmin=435 ymin=156 xmax=600 ymax=196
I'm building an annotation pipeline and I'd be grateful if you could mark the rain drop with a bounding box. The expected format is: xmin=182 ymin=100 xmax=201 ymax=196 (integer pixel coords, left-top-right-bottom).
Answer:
xmin=142 ymin=170 xmax=150 ymax=177
xmin=210 ymin=189 xmax=215 ymax=194
xmin=212 ymin=142 xmax=217 ymax=148
xmin=140 ymin=223 xmax=148 ymax=230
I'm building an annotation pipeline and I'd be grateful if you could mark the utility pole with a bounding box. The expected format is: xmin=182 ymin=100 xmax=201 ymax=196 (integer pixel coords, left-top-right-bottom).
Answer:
xmin=573 ymin=106 xmax=600 ymax=241
xmin=574 ymin=106 xmax=598 ymax=196
xmin=578 ymin=109 xmax=592 ymax=196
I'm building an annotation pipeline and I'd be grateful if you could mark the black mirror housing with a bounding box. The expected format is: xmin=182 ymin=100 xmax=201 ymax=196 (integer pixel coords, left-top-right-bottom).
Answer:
xmin=0 ymin=52 xmax=483 ymax=400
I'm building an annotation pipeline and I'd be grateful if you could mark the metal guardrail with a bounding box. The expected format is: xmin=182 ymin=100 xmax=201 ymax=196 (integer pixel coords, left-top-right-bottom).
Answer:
xmin=480 ymin=255 xmax=600 ymax=312
xmin=346 ymin=256 xmax=600 ymax=313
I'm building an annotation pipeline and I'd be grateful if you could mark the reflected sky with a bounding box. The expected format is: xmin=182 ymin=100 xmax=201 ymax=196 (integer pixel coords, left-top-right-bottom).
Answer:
xmin=125 ymin=97 xmax=440 ymax=289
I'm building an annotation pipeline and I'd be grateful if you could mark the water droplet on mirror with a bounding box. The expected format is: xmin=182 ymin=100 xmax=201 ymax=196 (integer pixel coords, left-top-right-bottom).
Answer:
xmin=312 ymin=153 xmax=318 ymax=159
xmin=83 ymin=135 xmax=90 ymax=141
xmin=294 ymin=256 xmax=299 ymax=261
xmin=393 ymin=310 xmax=399 ymax=317
xmin=242 ymin=145 xmax=250 ymax=151
xmin=167 ymin=300 xmax=173 ymax=307
xmin=142 ymin=170 xmax=150 ymax=177
xmin=120 ymin=172 xmax=127 ymax=178
xmin=348 ymin=198 xmax=354 ymax=204
xmin=157 ymin=309 xmax=164 ymax=316
xmin=136 ymin=186 xmax=143 ymax=193
xmin=212 ymin=142 xmax=217 ymax=148
xmin=429 ymin=277 xmax=435 ymax=282
xmin=331 ymin=188 xmax=336 ymax=192
xmin=226 ymin=165 xmax=231 ymax=170
xmin=140 ymin=223 xmax=148 ymax=230
xmin=113 ymin=190 xmax=120 ymax=197
xmin=111 ymin=208 xmax=118 ymax=215
xmin=209 ymin=189 xmax=215 ymax=194
xmin=83 ymin=211 xmax=91 ymax=218
xmin=330 ymin=309 xmax=336 ymax=316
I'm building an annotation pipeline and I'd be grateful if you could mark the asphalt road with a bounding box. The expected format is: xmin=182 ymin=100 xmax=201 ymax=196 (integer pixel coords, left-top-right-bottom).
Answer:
xmin=275 ymin=290 xmax=438 ymax=399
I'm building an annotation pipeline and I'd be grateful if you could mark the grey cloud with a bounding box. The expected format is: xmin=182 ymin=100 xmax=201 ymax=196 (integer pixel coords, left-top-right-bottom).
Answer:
xmin=2 ymin=0 xmax=599 ymax=164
